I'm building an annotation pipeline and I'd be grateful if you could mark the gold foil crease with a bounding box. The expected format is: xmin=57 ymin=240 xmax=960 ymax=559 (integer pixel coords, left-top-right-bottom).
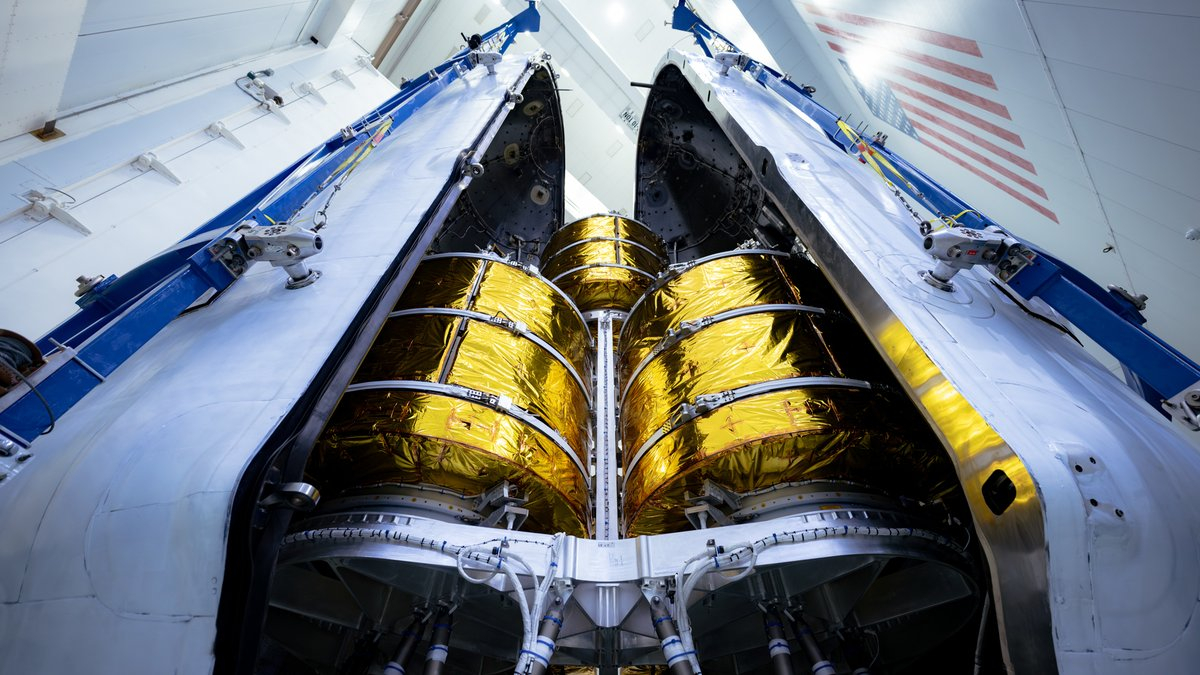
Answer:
xmin=623 ymin=388 xmax=955 ymax=536
xmin=544 ymin=214 xmax=666 ymax=259
xmin=448 ymin=321 xmax=590 ymax=462
xmin=542 ymin=240 xmax=664 ymax=281
xmin=312 ymin=254 xmax=592 ymax=535
xmin=621 ymin=311 xmax=840 ymax=457
xmin=619 ymin=253 xmax=804 ymax=379
xmin=396 ymin=255 xmax=592 ymax=378
xmin=541 ymin=215 xmax=667 ymax=313
xmin=313 ymin=390 xmax=588 ymax=536
xmin=353 ymin=316 xmax=588 ymax=462
xmin=620 ymin=251 xmax=954 ymax=535
xmin=547 ymin=264 xmax=655 ymax=315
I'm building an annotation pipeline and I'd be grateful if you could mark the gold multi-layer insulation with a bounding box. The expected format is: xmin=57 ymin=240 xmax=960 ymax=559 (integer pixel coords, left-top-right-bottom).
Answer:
xmin=620 ymin=251 xmax=954 ymax=535
xmin=540 ymin=214 xmax=668 ymax=314
xmin=310 ymin=254 xmax=593 ymax=536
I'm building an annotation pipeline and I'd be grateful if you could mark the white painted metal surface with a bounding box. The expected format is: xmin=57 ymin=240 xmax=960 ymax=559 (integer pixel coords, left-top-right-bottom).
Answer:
xmin=61 ymin=0 xmax=320 ymax=110
xmin=0 ymin=51 xmax=534 ymax=675
xmin=0 ymin=42 xmax=394 ymax=340
xmin=668 ymin=49 xmax=1200 ymax=671
xmin=0 ymin=0 xmax=89 ymax=139
xmin=734 ymin=0 xmax=1200 ymax=371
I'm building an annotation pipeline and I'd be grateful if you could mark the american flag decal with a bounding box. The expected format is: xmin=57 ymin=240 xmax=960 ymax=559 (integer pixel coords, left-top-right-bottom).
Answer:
xmin=802 ymin=3 xmax=1058 ymax=223
xmin=837 ymin=59 xmax=918 ymax=139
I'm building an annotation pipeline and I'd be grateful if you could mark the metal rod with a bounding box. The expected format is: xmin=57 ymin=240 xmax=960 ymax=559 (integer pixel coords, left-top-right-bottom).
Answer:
xmin=386 ymin=610 xmax=431 ymax=675
xmin=423 ymin=606 xmax=453 ymax=675
xmin=761 ymin=607 xmax=795 ymax=675
xmin=527 ymin=597 xmax=566 ymax=675
xmin=374 ymin=0 xmax=422 ymax=66
xmin=648 ymin=595 xmax=695 ymax=675
xmin=787 ymin=613 xmax=834 ymax=675
xmin=974 ymin=592 xmax=992 ymax=675
xmin=594 ymin=312 xmax=620 ymax=539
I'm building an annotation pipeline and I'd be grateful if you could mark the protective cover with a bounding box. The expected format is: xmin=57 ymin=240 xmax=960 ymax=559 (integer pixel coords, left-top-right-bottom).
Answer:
xmin=397 ymin=254 xmax=593 ymax=376
xmin=540 ymin=215 xmax=667 ymax=313
xmin=619 ymin=251 xmax=803 ymax=379
xmin=310 ymin=254 xmax=592 ymax=535
xmin=619 ymin=252 xmax=954 ymax=534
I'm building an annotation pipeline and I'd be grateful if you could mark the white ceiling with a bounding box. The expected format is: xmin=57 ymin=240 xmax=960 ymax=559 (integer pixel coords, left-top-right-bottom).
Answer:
xmin=0 ymin=0 xmax=1194 ymax=368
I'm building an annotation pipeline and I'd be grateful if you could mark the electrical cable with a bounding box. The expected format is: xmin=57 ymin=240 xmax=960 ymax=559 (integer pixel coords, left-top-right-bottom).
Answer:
xmin=670 ymin=523 xmax=966 ymax=674
xmin=39 ymin=186 xmax=77 ymax=205
xmin=0 ymin=335 xmax=53 ymax=435
xmin=973 ymin=592 xmax=992 ymax=675
xmin=989 ymin=280 xmax=1080 ymax=344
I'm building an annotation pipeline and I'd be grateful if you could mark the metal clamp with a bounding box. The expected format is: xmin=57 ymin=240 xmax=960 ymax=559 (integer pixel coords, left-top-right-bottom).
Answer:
xmin=468 ymin=49 xmax=503 ymax=75
xmin=920 ymin=225 xmax=1033 ymax=290
xmin=715 ymin=50 xmax=750 ymax=76
xmin=213 ymin=221 xmax=324 ymax=288
xmin=260 ymin=482 xmax=320 ymax=511
xmin=1164 ymin=386 xmax=1200 ymax=431
xmin=476 ymin=481 xmax=529 ymax=530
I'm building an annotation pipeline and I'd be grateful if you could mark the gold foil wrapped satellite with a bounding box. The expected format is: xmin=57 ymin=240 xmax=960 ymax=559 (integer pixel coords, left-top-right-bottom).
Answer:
xmin=541 ymin=214 xmax=668 ymax=314
xmin=619 ymin=251 xmax=953 ymax=535
xmin=310 ymin=254 xmax=593 ymax=535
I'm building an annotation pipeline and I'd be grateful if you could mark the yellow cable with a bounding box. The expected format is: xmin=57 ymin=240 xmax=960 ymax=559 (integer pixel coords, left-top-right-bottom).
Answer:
xmin=318 ymin=117 xmax=396 ymax=191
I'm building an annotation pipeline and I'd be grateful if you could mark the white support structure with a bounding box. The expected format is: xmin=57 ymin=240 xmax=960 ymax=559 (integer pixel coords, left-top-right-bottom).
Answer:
xmin=309 ymin=0 xmax=370 ymax=48
xmin=593 ymin=311 xmax=621 ymax=540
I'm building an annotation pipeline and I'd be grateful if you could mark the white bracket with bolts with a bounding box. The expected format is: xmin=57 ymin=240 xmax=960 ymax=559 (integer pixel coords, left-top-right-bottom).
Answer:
xmin=332 ymin=68 xmax=356 ymax=89
xmin=132 ymin=152 xmax=182 ymax=185
xmin=468 ymin=50 xmax=502 ymax=75
xmin=263 ymin=100 xmax=291 ymax=124
xmin=296 ymin=81 xmax=327 ymax=105
xmin=206 ymin=122 xmax=245 ymax=149
xmin=355 ymin=54 xmax=380 ymax=74
xmin=25 ymin=191 xmax=89 ymax=235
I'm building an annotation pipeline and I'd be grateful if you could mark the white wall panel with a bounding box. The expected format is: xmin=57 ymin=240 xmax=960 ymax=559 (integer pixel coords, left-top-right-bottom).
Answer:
xmin=1050 ymin=58 xmax=1200 ymax=153
xmin=0 ymin=0 xmax=89 ymax=140
xmin=77 ymin=0 xmax=313 ymax=33
xmin=1070 ymin=111 xmax=1200 ymax=201
xmin=1103 ymin=197 xmax=1200 ymax=284
xmin=1089 ymin=158 xmax=1200 ymax=242
xmin=1035 ymin=0 xmax=1200 ymax=15
xmin=1025 ymin=2 xmax=1200 ymax=90
xmin=60 ymin=1 xmax=317 ymax=111
xmin=0 ymin=43 xmax=396 ymax=339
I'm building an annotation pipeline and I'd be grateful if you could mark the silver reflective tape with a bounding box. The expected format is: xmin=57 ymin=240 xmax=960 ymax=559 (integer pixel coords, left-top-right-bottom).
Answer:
xmin=427 ymin=644 xmax=449 ymax=664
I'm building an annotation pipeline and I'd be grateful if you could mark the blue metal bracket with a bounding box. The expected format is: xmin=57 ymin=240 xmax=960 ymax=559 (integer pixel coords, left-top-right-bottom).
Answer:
xmin=0 ymin=3 xmax=542 ymax=446
xmin=670 ymin=1 xmax=1200 ymax=417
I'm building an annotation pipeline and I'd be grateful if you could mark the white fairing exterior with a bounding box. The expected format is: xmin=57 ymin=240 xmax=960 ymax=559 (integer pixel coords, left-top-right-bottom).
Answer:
xmin=0 ymin=53 xmax=535 ymax=674
xmin=0 ymin=37 xmax=1198 ymax=674
xmin=665 ymin=50 xmax=1200 ymax=671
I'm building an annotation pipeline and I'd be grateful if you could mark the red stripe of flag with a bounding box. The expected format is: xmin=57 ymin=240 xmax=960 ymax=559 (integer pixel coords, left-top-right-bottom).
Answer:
xmin=802 ymin=3 xmax=983 ymax=57
xmin=920 ymin=141 xmax=1059 ymax=222
xmin=815 ymin=23 xmax=996 ymax=88
xmin=827 ymin=42 xmax=1010 ymax=118
xmin=901 ymin=103 xmax=1036 ymax=174
xmin=909 ymin=119 xmax=1047 ymax=199
xmin=888 ymin=80 xmax=1024 ymax=148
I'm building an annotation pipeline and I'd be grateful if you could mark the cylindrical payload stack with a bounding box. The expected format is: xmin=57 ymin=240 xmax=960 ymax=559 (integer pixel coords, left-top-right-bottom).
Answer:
xmin=539 ymin=214 xmax=668 ymax=324
xmin=619 ymin=249 xmax=955 ymax=535
xmin=308 ymin=253 xmax=593 ymax=535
